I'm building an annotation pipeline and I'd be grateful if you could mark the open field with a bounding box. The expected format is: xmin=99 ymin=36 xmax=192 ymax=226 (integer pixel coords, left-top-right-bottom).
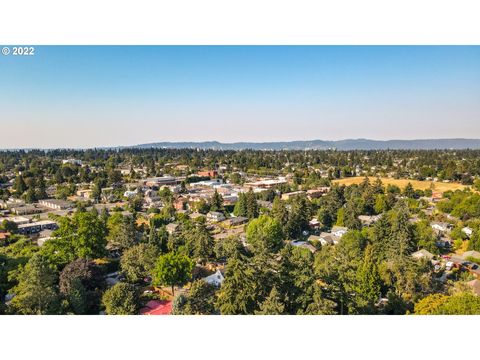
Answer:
xmin=332 ymin=177 xmax=468 ymax=193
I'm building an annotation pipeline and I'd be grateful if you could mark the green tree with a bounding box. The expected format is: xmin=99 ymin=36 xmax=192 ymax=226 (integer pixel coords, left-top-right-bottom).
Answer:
xmin=468 ymin=230 xmax=480 ymax=251
xmin=246 ymin=215 xmax=284 ymax=253
xmin=414 ymin=293 xmax=449 ymax=315
xmin=153 ymin=252 xmax=194 ymax=295
xmin=102 ymin=283 xmax=139 ymax=315
xmin=272 ymin=196 xmax=288 ymax=225
xmin=414 ymin=220 xmax=438 ymax=254
xmin=176 ymin=280 xmax=217 ymax=315
xmin=14 ymin=174 xmax=27 ymax=195
xmin=210 ymin=189 xmax=224 ymax=213
xmin=59 ymin=258 xmax=105 ymax=314
xmin=50 ymin=210 xmax=107 ymax=262
xmin=182 ymin=222 xmax=214 ymax=262
xmin=279 ymin=246 xmax=316 ymax=314
xmin=10 ymin=254 xmax=60 ymax=315
xmin=354 ymin=244 xmax=381 ymax=313
xmin=435 ymin=292 xmax=480 ymax=315
xmin=302 ymin=283 xmax=337 ymax=315
xmin=245 ymin=189 xmax=259 ymax=219
xmin=1 ymin=220 xmax=18 ymax=233
xmin=107 ymin=213 xmax=137 ymax=251
xmin=120 ymin=243 xmax=159 ymax=283
xmin=403 ymin=182 xmax=416 ymax=199
xmin=285 ymin=196 xmax=311 ymax=239
xmin=374 ymin=194 xmax=388 ymax=214
xmin=255 ymin=287 xmax=285 ymax=315
xmin=215 ymin=255 xmax=258 ymax=314
xmin=214 ymin=235 xmax=245 ymax=261
xmin=233 ymin=192 xmax=247 ymax=217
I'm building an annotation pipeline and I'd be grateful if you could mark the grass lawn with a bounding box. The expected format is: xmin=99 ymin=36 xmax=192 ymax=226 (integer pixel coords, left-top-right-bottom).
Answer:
xmin=332 ymin=177 xmax=468 ymax=193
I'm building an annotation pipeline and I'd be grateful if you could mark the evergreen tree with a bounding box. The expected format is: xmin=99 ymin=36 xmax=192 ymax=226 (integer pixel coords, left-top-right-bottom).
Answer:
xmin=177 ymin=280 xmax=217 ymax=315
xmin=354 ymin=244 xmax=381 ymax=313
xmin=14 ymin=174 xmax=27 ymax=195
xmin=215 ymin=255 xmax=258 ymax=314
xmin=210 ymin=189 xmax=224 ymax=213
xmin=272 ymin=196 xmax=288 ymax=224
xmin=255 ymin=287 xmax=285 ymax=315
xmin=403 ymin=182 xmax=416 ymax=199
xmin=302 ymin=283 xmax=337 ymax=315
xmin=389 ymin=202 xmax=415 ymax=258
xmin=245 ymin=189 xmax=259 ymax=219
xmin=10 ymin=254 xmax=60 ymax=315
xmin=233 ymin=192 xmax=247 ymax=217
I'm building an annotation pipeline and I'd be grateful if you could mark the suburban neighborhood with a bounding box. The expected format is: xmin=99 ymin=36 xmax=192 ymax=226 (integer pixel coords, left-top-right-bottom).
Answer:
xmin=1 ymin=147 xmax=480 ymax=315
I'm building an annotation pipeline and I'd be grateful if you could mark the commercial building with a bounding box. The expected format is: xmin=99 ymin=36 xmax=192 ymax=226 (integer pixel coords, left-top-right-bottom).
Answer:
xmin=17 ymin=220 xmax=58 ymax=235
xmin=38 ymin=199 xmax=74 ymax=210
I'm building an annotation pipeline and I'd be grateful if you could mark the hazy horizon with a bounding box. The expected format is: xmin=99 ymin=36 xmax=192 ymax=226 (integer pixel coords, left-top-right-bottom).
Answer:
xmin=1 ymin=46 xmax=479 ymax=148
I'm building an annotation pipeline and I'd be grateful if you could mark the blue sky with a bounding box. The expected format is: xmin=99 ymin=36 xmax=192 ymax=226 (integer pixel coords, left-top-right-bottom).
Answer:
xmin=1 ymin=46 xmax=479 ymax=148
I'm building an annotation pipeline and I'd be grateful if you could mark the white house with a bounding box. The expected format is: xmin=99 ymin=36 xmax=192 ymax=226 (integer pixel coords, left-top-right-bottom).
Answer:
xmin=331 ymin=226 xmax=348 ymax=238
xmin=123 ymin=190 xmax=138 ymax=198
xmin=431 ymin=222 xmax=451 ymax=233
xmin=207 ymin=211 xmax=226 ymax=222
xmin=412 ymin=249 xmax=434 ymax=261
xmin=203 ymin=270 xmax=224 ymax=287
xmin=462 ymin=227 xmax=473 ymax=238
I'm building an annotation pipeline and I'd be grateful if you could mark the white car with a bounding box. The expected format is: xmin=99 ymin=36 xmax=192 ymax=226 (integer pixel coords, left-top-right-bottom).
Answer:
xmin=445 ymin=261 xmax=454 ymax=271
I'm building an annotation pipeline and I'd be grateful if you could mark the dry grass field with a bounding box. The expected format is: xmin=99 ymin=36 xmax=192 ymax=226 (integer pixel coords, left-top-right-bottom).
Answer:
xmin=332 ymin=177 xmax=468 ymax=193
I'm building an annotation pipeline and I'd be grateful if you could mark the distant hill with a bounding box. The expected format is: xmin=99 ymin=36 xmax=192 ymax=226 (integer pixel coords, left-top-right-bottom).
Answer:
xmin=133 ymin=138 xmax=480 ymax=150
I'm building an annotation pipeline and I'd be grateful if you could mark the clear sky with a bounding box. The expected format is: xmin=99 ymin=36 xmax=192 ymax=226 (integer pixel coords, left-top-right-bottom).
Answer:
xmin=1 ymin=46 xmax=479 ymax=148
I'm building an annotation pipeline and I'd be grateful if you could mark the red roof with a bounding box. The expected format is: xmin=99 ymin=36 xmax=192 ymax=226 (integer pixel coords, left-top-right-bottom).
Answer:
xmin=139 ymin=300 xmax=173 ymax=315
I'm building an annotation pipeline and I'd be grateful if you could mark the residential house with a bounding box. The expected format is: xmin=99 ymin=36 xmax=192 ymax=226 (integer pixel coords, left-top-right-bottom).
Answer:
xmin=291 ymin=240 xmax=317 ymax=253
xmin=431 ymin=222 xmax=451 ymax=233
xmin=306 ymin=187 xmax=330 ymax=199
xmin=62 ymin=159 xmax=82 ymax=166
xmin=309 ymin=218 xmax=320 ymax=230
xmin=331 ymin=226 xmax=348 ymax=238
xmin=436 ymin=237 xmax=453 ymax=249
xmin=309 ymin=232 xmax=340 ymax=246
xmin=165 ymin=223 xmax=180 ymax=235
xmin=281 ymin=191 xmax=305 ymax=201
xmin=76 ymin=189 xmax=93 ymax=199
xmin=412 ymin=249 xmax=435 ymax=261
xmin=189 ymin=212 xmax=206 ymax=220
xmin=139 ymin=300 xmax=173 ymax=315
xmin=207 ymin=211 xmax=226 ymax=223
xmin=144 ymin=189 xmax=160 ymax=205
xmin=257 ymin=200 xmax=273 ymax=210
xmin=462 ymin=227 xmax=473 ymax=238
xmin=358 ymin=214 xmax=382 ymax=227
xmin=203 ymin=269 xmax=225 ymax=287
xmin=173 ymin=197 xmax=187 ymax=211
xmin=225 ymin=216 xmax=248 ymax=227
